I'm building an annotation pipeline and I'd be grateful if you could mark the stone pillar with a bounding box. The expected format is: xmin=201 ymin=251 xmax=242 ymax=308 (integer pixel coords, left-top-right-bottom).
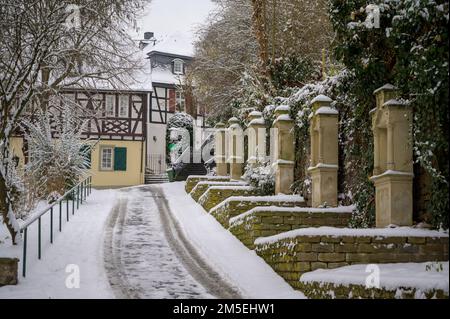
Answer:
xmin=308 ymin=95 xmax=339 ymax=207
xmin=272 ymin=105 xmax=295 ymax=194
xmin=214 ymin=122 xmax=228 ymax=176
xmin=247 ymin=111 xmax=266 ymax=164
xmin=227 ymin=117 xmax=244 ymax=180
xmin=370 ymin=84 xmax=413 ymax=227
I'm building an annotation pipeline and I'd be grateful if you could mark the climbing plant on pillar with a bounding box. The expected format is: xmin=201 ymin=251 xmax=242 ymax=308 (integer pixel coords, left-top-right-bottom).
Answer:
xmin=328 ymin=0 xmax=449 ymax=229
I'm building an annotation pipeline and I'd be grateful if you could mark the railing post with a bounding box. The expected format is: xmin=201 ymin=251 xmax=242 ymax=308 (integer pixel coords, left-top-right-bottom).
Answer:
xmin=72 ymin=190 xmax=75 ymax=215
xmin=80 ymin=182 xmax=83 ymax=204
xmin=38 ymin=217 xmax=41 ymax=260
xmin=50 ymin=207 xmax=53 ymax=244
xmin=60 ymin=200 xmax=63 ymax=232
xmin=22 ymin=228 xmax=27 ymax=277
xmin=77 ymin=185 xmax=80 ymax=209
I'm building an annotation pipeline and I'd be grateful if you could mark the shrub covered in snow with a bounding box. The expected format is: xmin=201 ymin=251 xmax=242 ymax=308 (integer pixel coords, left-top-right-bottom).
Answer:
xmin=243 ymin=161 xmax=275 ymax=195
xmin=22 ymin=107 xmax=92 ymax=198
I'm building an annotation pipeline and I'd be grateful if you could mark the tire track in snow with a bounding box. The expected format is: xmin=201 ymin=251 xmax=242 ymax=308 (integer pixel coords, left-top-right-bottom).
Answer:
xmin=104 ymin=186 xmax=228 ymax=298
xmin=150 ymin=185 xmax=242 ymax=299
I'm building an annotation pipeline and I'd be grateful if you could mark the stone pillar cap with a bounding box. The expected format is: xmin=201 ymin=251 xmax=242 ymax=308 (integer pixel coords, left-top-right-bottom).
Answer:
xmin=228 ymin=117 xmax=240 ymax=125
xmin=311 ymin=94 xmax=332 ymax=105
xmin=383 ymin=99 xmax=408 ymax=107
xmin=373 ymin=83 xmax=397 ymax=95
xmin=274 ymin=105 xmax=290 ymax=118
xmin=249 ymin=110 xmax=262 ymax=117
xmin=215 ymin=122 xmax=226 ymax=129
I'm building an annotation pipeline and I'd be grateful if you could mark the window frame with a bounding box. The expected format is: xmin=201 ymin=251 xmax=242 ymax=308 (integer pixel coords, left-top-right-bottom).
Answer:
xmin=105 ymin=95 xmax=115 ymax=117
xmin=175 ymin=90 xmax=185 ymax=112
xmin=118 ymin=95 xmax=129 ymax=118
xmin=173 ymin=59 xmax=184 ymax=75
xmin=100 ymin=146 xmax=114 ymax=171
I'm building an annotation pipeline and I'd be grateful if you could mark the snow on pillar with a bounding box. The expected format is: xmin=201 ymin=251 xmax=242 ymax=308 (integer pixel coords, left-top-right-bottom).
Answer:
xmin=227 ymin=117 xmax=244 ymax=180
xmin=272 ymin=105 xmax=294 ymax=194
xmin=247 ymin=111 xmax=266 ymax=164
xmin=370 ymin=84 xmax=413 ymax=227
xmin=308 ymin=95 xmax=338 ymax=207
xmin=214 ymin=122 xmax=227 ymax=176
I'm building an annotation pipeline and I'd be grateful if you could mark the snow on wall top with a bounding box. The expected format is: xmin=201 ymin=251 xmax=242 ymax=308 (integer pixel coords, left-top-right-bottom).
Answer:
xmin=210 ymin=194 xmax=305 ymax=213
xmin=230 ymin=205 xmax=354 ymax=226
xmin=255 ymin=226 xmax=449 ymax=246
xmin=300 ymin=262 xmax=449 ymax=294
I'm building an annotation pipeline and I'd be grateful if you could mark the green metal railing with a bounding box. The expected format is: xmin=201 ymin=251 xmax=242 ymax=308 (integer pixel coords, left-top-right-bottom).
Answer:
xmin=19 ymin=176 xmax=92 ymax=277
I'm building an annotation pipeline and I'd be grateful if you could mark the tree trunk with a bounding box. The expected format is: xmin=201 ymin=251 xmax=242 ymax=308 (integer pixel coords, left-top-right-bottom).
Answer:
xmin=0 ymin=173 xmax=18 ymax=245
xmin=251 ymin=0 xmax=271 ymax=82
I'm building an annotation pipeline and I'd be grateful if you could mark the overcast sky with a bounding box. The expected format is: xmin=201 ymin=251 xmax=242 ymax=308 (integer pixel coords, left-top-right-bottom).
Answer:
xmin=131 ymin=0 xmax=216 ymax=53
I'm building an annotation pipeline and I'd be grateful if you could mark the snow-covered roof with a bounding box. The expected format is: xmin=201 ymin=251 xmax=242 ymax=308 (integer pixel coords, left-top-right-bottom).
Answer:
xmin=144 ymin=32 xmax=194 ymax=58
xmin=61 ymin=49 xmax=152 ymax=92
xmin=151 ymin=66 xmax=183 ymax=86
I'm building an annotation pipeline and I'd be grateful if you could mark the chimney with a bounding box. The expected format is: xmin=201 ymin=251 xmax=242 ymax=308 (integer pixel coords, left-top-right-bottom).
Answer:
xmin=144 ymin=32 xmax=154 ymax=40
xmin=139 ymin=32 xmax=156 ymax=50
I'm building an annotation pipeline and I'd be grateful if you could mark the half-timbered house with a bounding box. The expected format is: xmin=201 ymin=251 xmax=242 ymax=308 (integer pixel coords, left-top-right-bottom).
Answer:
xmin=141 ymin=32 xmax=207 ymax=174
xmin=10 ymin=56 xmax=152 ymax=188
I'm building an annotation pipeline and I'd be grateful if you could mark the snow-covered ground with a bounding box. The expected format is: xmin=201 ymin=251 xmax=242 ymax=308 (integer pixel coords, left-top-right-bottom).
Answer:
xmin=1 ymin=183 xmax=304 ymax=299
xmin=300 ymin=262 xmax=449 ymax=297
xmin=104 ymin=187 xmax=215 ymax=298
xmin=0 ymin=189 xmax=117 ymax=299
xmin=160 ymin=182 xmax=305 ymax=299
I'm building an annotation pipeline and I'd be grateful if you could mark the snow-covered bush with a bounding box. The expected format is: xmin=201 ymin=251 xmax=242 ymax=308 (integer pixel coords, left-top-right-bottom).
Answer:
xmin=22 ymin=107 xmax=92 ymax=198
xmin=243 ymin=161 xmax=275 ymax=195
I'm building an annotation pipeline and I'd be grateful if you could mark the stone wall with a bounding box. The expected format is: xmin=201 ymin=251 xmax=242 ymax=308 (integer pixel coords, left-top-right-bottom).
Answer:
xmin=0 ymin=258 xmax=19 ymax=286
xmin=255 ymin=234 xmax=449 ymax=290
xmin=190 ymin=181 xmax=247 ymax=202
xmin=210 ymin=197 xmax=306 ymax=228
xmin=298 ymin=281 xmax=448 ymax=299
xmin=229 ymin=208 xmax=352 ymax=249
xmin=198 ymin=186 xmax=257 ymax=212
xmin=185 ymin=175 xmax=230 ymax=193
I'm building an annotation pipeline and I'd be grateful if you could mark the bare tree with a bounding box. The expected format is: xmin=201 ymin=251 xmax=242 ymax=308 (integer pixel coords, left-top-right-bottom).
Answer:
xmin=0 ymin=0 xmax=149 ymax=244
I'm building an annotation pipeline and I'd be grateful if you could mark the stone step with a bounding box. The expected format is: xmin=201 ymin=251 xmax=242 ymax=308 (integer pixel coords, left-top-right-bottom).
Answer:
xmin=190 ymin=181 xmax=248 ymax=202
xmin=197 ymin=185 xmax=258 ymax=212
xmin=185 ymin=175 xmax=231 ymax=193
xmin=253 ymin=226 xmax=449 ymax=291
xmin=210 ymin=195 xmax=307 ymax=229
xmin=228 ymin=206 xmax=353 ymax=249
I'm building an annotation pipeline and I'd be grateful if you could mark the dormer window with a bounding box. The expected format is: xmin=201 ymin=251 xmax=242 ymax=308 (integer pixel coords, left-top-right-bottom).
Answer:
xmin=173 ymin=59 xmax=184 ymax=75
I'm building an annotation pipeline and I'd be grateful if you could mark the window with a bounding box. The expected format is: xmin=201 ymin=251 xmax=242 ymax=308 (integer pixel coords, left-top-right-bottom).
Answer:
xmin=176 ymin=90 xmax=185 ymax=111
xmin=119 ymin=95 xmax=129 ymax=117
xmin=173 ymin=59 xmax=183 ymax=75
xmin=105 ymin=95 xmax=115 ymax=117
xmin=100 ymin=147 xmax=113 ymax=170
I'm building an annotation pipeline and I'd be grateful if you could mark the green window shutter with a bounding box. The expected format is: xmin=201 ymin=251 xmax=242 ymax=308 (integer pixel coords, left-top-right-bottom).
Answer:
xmin=80 ymin=145 xmax=91 ymax=169
xmin=114 ymin=147 xmax=127 ymax=171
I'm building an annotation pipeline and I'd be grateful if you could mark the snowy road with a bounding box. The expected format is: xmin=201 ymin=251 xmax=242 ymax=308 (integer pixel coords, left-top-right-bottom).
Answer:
xmin=104 ymin=185 xmax=241 ymax=299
